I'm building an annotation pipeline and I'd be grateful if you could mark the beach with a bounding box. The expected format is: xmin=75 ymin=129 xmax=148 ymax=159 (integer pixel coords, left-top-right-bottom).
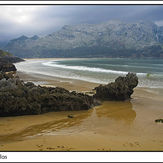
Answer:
xmin=0 ymin=58 xmax=163 ymax=151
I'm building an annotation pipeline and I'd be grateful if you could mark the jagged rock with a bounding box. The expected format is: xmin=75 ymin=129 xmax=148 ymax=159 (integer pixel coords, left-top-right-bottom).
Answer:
xmin=93 ymin=72 xmax=138 ymax=101
xmin=0 ymin=56 xmax=24 ymax=63
xmin=0 ymin=75 xmax=97 ymax=117
xmin=0 ymin=56 xmax=24 ymax=72
xmin=0 ymin=71 xmax=138 ymax=117
xmin=0 ymin=49 xmax=24 ymax=72
xmin=0 ymin=71 xmax=18 ymax=80
xmin=0 ymin=61 xmax=17 ymax=72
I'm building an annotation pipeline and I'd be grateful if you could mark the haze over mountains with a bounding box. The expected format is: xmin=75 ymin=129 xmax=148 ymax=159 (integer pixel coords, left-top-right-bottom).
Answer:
xmin=3 ymin=20 xmax=163 ymax=58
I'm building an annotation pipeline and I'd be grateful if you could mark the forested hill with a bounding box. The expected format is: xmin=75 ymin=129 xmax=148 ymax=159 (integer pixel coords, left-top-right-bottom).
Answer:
xmin=3 ymin=20 xmax=163 ymax=58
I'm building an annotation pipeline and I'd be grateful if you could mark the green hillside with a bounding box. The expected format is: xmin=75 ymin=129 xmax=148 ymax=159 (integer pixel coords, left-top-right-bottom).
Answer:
xmin=0 ymin=49 xmax=12 ymax=57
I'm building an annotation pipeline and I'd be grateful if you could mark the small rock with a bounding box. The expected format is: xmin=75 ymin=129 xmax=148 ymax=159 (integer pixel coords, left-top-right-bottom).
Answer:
xmin=155 ymin=119 xmax=163 ymax=123
xmin=67 ymin=114 xmax=74 ymax=118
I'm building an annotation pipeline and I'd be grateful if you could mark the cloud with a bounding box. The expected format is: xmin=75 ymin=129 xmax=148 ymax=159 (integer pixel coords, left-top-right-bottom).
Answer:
xmin=0 ymin=6 xmax=40 ymax=24
xmin=0 ymin=6 xmax=43 ymax=39
xmin=0 ymin=4 xmax=163 ymax=44
xmin=155 ymin=20 xmax=163 ymax=26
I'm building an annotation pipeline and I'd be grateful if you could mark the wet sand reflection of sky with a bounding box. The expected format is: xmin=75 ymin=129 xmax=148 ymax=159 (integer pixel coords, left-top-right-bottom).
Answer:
xmin=0 ymin=101 xmax=136 ymax=143
xmin=95 ymin=101 xmax=136 ymax=124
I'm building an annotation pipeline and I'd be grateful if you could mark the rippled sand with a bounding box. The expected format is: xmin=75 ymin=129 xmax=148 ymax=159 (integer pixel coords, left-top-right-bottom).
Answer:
xmin=0 ymin=69 xmax=163 ymax=151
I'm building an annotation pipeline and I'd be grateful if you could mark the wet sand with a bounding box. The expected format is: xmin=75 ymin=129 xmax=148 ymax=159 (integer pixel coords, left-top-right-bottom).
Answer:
xmin=0 ymin=62 xmax=163 ymax=151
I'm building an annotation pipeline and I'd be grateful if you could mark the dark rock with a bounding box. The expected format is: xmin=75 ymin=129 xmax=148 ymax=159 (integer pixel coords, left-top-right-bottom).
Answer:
xmin=0 ymin=61 xmax=20 ymax=73
xmin=0 ymin=54 xmax=24 ymax=72
xmin=93 ymin=72 xmax=138 ymax=101
xmin=0 ymin=71 xmax=19 ymax=81
xmin=0 ymin=75 xmax=97 ymax=117
xmin=67 ymin=114 xmax=74 ymax=118
xmin=0 ymin=61 xmax=17 ymax=72
xmin=0 ymin=72 xmax=138 ymax=117
xmin=155 ymin=119 xmax=163 ymax=123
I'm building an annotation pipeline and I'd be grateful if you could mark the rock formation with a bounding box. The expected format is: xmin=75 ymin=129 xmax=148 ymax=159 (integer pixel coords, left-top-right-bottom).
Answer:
xmin=0 ymin=49 xmax=24 ymax=72
xmin=93 ymin=72 xmax=138 ymax=101
xmin=0 ymin=60 xmax=17 ymax=72
xmin=0 ymin=71 xmax=138 ymax=117
xmin=0 ymin=56 xmax=24 ymax=72
xmin=0 ymin=72 xmax=97 ymax=117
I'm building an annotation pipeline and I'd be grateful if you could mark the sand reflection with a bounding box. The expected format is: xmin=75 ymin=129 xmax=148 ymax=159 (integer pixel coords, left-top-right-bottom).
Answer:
xmin=95 ymin=100 xmax=136 ymax=124
xmin=0 ymin=109 xmax=93 ymax=143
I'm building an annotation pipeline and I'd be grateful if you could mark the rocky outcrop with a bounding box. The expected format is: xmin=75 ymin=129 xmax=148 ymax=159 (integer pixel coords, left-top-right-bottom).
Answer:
xmin=0 ymin=72 xmax=138 ymax=117
xmin=0 ymin=49 xmax=24 ymax=72
xmin=0 ymin=56 xmax=24 ymax=63
xmin=0 ymin=61 xmax=17 ymax=72
xmin=0 ymin=71 xmax=17 ymax=80
xmin=0 ymin=72 xmax=97 ymax=117
xmin=93 ymin=72 xmax=138 ymax=101
xmin=0 ymin=56 xmax=24 ymax=72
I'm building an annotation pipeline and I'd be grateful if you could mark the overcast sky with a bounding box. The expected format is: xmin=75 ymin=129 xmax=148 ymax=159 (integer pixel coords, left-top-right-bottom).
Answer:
xmin=1 ymin=4 xmax=163 ymax=44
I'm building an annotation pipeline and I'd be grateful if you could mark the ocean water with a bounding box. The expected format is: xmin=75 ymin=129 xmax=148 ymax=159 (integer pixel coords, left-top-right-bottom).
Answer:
xmin=15 ymin=58 xmax=163 ymax=88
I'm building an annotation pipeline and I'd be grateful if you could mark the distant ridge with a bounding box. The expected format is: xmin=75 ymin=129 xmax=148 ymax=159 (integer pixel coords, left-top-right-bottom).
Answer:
xmin=3 ymin=20 xmax=163 ymax=58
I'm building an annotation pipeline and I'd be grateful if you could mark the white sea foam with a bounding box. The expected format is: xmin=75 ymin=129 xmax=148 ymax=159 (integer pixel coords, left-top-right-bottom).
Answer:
xmin=15 ymin=59 xmax=163 ymax=88
xmin=42 ymin=61 xmax=146 ymax=76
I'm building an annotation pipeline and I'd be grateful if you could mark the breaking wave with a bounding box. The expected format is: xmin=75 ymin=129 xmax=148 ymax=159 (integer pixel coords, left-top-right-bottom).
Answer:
xmin=42 ymin=61 xmax=146 ymax=76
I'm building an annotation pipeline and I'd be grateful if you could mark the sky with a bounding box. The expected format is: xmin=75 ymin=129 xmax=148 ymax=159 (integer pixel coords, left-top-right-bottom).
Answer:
xmin=1 ymin=3 xmax=163 ymax=45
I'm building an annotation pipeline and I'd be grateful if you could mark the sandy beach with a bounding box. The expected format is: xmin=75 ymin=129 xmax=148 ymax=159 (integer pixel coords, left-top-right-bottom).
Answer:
xmin=0 ymin=59 xmax=163 ymax=151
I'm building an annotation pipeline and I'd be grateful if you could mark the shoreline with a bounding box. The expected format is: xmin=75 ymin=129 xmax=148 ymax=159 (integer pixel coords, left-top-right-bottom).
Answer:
xmin=16 ymin=57 xmax=100 ymax=92
xmin=0 ymin=59 xmax=163 ymax=151
xmin=16 ymin=65 xmax=163 ymax=102
xmin=16 ymin=70 xmax=99 ymax=92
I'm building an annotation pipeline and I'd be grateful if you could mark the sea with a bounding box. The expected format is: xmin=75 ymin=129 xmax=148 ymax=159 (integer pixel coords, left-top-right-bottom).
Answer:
xmin=15 ymin=58 xmax=163 ymax=89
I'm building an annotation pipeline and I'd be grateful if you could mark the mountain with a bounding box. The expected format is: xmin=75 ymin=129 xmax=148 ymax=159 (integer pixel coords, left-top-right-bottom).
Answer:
xmin=3 ymin=20 xmax=163 ymax=58
xmin=0 ymin=41 xmax=8 ymax=49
